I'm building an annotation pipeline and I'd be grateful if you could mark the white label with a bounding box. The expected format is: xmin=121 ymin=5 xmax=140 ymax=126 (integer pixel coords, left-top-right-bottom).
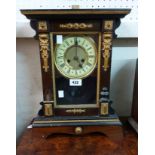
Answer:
xmin=70 ymin=79 xmax=82 ymax=86
xmin=56 ymin=35 xmax=63 ymax=44
xmin=58 ymin=90 xmax=64 ymax=98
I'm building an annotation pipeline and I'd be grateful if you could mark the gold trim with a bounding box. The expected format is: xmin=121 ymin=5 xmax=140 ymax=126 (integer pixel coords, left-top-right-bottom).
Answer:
xmin=21 ymin=10 xmax=130 ymax=15
xmin=34 ymin=118 xmax=120 ymax=124
xmin=50 ymin=33 xmax=57 ymax=108
xmin=55 ymin=104 xmax=97 ymax=108
xmin=39 ymin=34 xmax=49 ymax=72
xmin=44 ymin=104 xmax=53 ymax=116
xmin=38 ymin=21 xmax=47 ymax=31
xmin=102 ymin=33 xmax=113 ymax=71
xmin=66 ymin=109 xmax=86 ymax=114
xmin=104 ymin=20 xmax=113 ymax=30
xmin=43 ymin=101 xmax=54 ymax=103
xmin=52 ymin=32 xmax=99 ymax=35
xmin=100 ymin=103 xmax=109 ymax=115
xmin=59 ymin=23 xmax=93 ymax=29
xmin=96 ymin=33 xmax=101 ymax=105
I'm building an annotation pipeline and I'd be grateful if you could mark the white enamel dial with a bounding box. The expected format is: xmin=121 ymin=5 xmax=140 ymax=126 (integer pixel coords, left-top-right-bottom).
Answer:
xmin=55 ymin=36 xmax=97 ymax=79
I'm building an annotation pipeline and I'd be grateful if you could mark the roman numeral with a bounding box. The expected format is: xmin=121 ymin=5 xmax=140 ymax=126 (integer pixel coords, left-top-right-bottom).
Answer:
xmin=59 ymin=48 xmax=64 ymax=51
xmin=67 ymin=68 xmax=70 ymax=74
xmin=60 ymin=63 xmax=65 ymax=68
xmin=65 ymin=41 xmax=70 ymax=46
xmin=57 ymin=56 xmax=63 ymax=58
xmin=87 ymin=62 xmax=92 ymax=66
xmin=88 ymin=55 xmax=95 ymax=58
xmin=82 ymin=68 xmax=86 ymax=72
xmin=75 ymin=70 xmax=78 ymax=75
xmin=82 ymin=40 xmax=85 ymax=46
xmin=87 ymin=47 xmax=92 ymax=51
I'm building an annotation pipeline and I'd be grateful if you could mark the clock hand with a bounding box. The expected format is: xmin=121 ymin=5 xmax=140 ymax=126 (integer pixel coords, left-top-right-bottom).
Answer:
xmin=74 ymin=37 xmax=78 ymax=60
xmin=75 ymin=37 xmax=78 ymax=58
xmin=73 ymin=55 xmax=83 ymax=68
xmin=77 ymin=57 xmax=83 ymax=68
xmin=73 ymin=37 xmax=83 ymax=68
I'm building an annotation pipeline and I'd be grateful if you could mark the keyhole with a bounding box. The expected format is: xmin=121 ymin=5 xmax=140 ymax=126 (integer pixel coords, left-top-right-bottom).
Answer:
xmin=81 ymin=59 xmax=85 ymax=63
xmin=67 ymin=59 xmax=71 ymax=63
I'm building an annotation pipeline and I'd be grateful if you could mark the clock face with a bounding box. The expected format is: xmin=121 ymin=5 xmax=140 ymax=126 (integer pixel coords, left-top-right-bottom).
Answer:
xmin=55 ymin=36 xmax=97 ymax=79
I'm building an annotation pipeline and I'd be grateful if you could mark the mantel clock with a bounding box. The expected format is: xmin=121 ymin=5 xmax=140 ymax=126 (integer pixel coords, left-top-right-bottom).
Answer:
xmin=21 ymin=9 xmax=130 ymax=141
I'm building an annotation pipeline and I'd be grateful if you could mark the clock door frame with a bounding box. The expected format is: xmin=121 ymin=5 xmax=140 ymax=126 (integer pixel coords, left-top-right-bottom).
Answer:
xmin=50 ymin=32 xmax=101 ymax=116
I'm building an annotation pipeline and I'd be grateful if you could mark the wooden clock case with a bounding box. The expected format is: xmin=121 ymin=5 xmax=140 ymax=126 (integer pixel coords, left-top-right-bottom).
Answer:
xmin=21 ymin=9 xmax=130 ymax=141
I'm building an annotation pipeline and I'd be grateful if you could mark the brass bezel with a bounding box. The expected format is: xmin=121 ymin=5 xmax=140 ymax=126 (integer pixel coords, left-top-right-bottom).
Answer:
xmin=50 ymin=32 xmax=101 ymax=109
xmin=54 ymin=35 xmax=98 ymax=79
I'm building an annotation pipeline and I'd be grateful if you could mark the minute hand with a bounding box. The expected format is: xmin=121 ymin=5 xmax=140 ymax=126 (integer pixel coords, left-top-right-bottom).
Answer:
xmin=75 ymin=37 xmax=78 ymax=57
xmin=74 ymin=37 xmax=83 ymax=68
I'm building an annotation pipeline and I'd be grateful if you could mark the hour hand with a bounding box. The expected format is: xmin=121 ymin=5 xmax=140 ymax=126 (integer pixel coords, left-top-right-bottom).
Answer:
xmin=73 ymin=56 xmax=83 ymax=68
xmin=73 ymin=56 xmax=78 ymax=61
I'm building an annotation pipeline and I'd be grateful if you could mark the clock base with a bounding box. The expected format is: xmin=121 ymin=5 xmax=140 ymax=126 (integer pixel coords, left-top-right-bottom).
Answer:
xmin=31 ymin=114 xmax=123 ymax=143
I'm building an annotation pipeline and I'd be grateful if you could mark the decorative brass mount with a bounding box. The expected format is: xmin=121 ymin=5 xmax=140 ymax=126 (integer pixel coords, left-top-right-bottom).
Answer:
xmin=38 ymin=21 xmax=47 ymax=31
xmin=66 ymin=109 xmax=86 ymax=114
xmin=104 ymin=20 xmax=113 ymax=30
xmin=59 ymin=23 xmax=93 ymax=29
xmin=39 ymin=34 xmax=49 ymax=72
xmin=43 ymin=101 xmax=54 ymax=116
xmin=102 ymin=33 xmax=113 ymax=71
xmin=100 ymin=102 xmax=109 ymax=115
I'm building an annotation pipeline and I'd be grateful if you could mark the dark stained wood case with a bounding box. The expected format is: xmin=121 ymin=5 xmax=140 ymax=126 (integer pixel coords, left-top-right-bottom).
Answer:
xmin=21 ymin=9 xmax=131 ymax=137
